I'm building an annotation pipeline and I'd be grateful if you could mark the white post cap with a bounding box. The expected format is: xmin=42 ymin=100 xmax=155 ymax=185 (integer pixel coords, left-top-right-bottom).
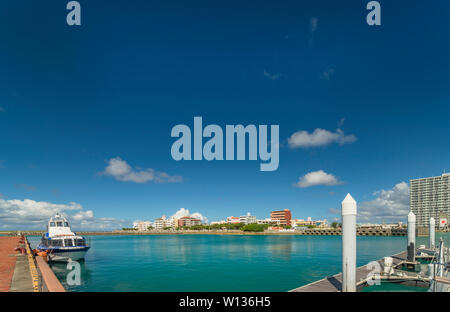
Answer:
xmin=430 ymin=217 xmax=435 ymax=223
xmin=341 ymin=193 xmax=357 ymax=216
xmin=408 ymin=211 xmax=416 ymax=222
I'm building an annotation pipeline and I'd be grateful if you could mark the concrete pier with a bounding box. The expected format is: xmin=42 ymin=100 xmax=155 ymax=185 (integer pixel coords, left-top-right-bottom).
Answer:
xmin=0 ymin=236 xmax=65 ymax=292
xmin=0 ymin=237 xmax=22 ymax=292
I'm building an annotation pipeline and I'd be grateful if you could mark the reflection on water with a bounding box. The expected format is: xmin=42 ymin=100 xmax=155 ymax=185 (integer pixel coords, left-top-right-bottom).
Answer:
xmin=48 ymin=260 xmax=93 ymax=290
xmin=25 ymin=233 xmax=450 ymax=292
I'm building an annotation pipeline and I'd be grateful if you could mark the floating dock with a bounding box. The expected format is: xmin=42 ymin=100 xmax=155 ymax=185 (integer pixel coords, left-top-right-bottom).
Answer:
xmin=290 ymin=251 xmax=429 ymax=292
xmin=0 ymin=236 xmax=65 ymax=292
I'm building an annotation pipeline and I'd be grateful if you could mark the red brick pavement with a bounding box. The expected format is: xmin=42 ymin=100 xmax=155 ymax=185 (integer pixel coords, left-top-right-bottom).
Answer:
xmin=0 ymin=237 xmax=20 ymax=292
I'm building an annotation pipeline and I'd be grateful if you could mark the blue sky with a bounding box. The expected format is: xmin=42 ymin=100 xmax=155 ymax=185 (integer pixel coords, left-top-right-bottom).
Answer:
xmin=1 ymin=0 xmax=449 ymax=230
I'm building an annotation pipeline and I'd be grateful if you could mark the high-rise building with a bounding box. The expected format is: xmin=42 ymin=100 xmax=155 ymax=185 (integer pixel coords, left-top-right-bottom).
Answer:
xmin=270 ymin=209 xmax=292 ymax=226
xmin=410 ymin=173 xmax=450 ymax=228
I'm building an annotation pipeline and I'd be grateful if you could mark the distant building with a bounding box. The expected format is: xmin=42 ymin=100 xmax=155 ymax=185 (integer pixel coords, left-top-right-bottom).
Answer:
xmin=291 ymin=218 xmax=328 ymax=228
xmin=270 ymin=209 xmax=292 ymax=226
xmin=410 ymin=173 xmax=450 ymax=227
xmin=133 ymin=221 xmax=152 ymax=231
xmin=178 ymin=216 xmax=202 ymax=227
xmin=439 ymin=211 xmax=448 ymax=229
xmin=257 ymin=218 xmax=280 ymax=225
xmin=226 ymin=216 xmax=241 ymax=224
xmin=154 ymin=216 xmax=172 ymax=229
xmin=239 ymin=213 xmax=257 ymax=224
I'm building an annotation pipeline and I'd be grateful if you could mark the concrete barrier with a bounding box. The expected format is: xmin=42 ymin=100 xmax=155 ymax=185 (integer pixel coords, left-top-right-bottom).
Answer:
xmin=35 ymin=256 xmax=65 ymax=292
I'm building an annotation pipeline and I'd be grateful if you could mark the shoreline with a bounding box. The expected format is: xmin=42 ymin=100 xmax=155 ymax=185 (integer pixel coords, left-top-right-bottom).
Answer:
xmin=1 ymin=229 xmax=417 ymax=236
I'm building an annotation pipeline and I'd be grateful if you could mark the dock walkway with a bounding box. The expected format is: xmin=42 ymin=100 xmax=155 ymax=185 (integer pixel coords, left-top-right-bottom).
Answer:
xmin=290 ymin=251 xmax=407 ymax=292
xmin=0 ymin=236 xmax=66 ymax=292
xmin=0 ymin=237 xmax=20 ymax=292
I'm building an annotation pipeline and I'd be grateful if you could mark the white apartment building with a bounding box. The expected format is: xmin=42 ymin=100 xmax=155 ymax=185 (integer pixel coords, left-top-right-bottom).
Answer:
xmin=410 ymin=173 xmax=450 ymax=228
xmin=239 ymin=213 xmax=257 ymax=224
xmin=133 ymin=221 xmax=152 ymax=231
xmin=153 ymin=216 xmax=173 ymax=229
xmin=257 ymin=218 xmax=280 ymax=225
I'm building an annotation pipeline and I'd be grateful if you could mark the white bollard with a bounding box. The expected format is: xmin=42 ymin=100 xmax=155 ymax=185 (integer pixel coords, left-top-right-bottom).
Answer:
xmin=429 ymin=217 xmax=435 ymax=249
xmin=438 ymin=238 xmax=444 ymax=277
xmin=342 ymin=193 xmax=357 ymax=292
xmin=407 ymin=212 xmax=416 ymax=262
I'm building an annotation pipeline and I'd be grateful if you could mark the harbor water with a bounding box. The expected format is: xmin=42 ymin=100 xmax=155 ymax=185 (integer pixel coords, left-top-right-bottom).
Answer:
xmin=27 ymin=233 xmax=450 ymax=292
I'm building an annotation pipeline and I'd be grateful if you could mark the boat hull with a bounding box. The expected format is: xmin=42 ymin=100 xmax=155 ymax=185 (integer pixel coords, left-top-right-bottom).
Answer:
xmin=39 ymin=247 xmax=90 ymax=262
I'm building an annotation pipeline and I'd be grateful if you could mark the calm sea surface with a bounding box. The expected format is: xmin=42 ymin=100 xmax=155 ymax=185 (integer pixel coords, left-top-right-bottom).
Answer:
xmin=27 ymin=233 xmax=450 ymax=292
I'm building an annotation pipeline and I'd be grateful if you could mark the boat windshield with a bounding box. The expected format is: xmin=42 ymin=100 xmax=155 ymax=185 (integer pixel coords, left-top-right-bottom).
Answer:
xmin=49 ymin=239 xmax=63 ymax=247
xmin=75 ymin=238 xmax=86 ymax=246
xmin=64 ymin=222 xmax=69 ymax=227
xmin=49 ymin=222 xmax=56 ymax=227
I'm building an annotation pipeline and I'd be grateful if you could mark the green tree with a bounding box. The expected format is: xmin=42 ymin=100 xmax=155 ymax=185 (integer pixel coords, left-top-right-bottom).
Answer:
xmin=242 ymin=223 xmax=269 ymax=232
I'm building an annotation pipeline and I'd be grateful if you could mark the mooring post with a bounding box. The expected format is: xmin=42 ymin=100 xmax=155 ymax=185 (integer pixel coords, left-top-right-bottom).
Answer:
xmin=429 ymin=217 xmax=435 ymax=249
xmin=407 ymin=211 xmax=416 ymax=262
xmin=342 ymin=193 xmax=357 ymax=292
xmin=438 ymin=238 xmax=444 ymax=277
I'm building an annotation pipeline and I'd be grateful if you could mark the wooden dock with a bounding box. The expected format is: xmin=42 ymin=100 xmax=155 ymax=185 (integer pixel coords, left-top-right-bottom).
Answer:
xmin=290 ymin=251 xmax=408 ymax=292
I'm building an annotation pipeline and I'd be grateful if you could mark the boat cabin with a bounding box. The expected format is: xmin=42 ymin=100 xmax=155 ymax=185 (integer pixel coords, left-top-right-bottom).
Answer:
xmin=40 ymin=236 xmax=87 ymax=248
xmin=41 ymin=213 xmax=87 ymax=248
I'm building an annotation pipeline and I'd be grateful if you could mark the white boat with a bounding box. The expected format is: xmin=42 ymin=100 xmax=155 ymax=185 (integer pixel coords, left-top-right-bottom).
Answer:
xmin=37 ymin=213 xmax=90 ymax=262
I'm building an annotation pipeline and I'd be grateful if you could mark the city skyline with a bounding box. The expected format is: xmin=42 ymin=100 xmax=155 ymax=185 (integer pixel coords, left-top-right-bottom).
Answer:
xmin=1 ymin=0 xmax=450 ymax=230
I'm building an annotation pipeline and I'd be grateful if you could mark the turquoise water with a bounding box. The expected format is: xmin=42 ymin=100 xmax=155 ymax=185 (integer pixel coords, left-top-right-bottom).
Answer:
xmin=27 ymin=233 xmax=450 ymax=292
xmin=361 ymin=281 xmax=428 ymax=292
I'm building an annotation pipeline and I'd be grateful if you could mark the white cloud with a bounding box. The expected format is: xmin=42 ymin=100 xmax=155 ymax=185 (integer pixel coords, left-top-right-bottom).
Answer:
xmin=288 ymin=128 xmax=356 ymax=148
xmin=102 ymin=157 xmax=182 ymax=184
xmin=294 ymin=170 xmax=342 ymax=188
xmin=170 ymin=208 xmax=208 ymax=223
xmin=358 ymin=182 xmax=410 ymax=223
xmin=0 ymin=198 xmax=128 ymax=230
xmin=263 ymin=69 xmax=282 ymax=81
